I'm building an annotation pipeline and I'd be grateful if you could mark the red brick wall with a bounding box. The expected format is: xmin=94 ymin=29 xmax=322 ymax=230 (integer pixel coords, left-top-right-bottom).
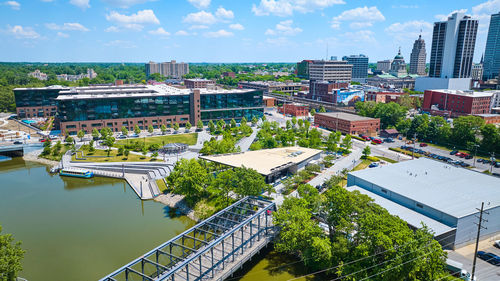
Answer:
xmin=423 ymin=90 xmax=491 ymax=117
xmin=314 ymin=114 xmax=380 ymax=136
xmin=277 ymin=104 xmax=309 ymax=116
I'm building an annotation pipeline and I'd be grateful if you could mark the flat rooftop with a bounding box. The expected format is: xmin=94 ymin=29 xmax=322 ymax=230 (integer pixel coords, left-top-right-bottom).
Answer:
xmin=200 ymin=146 xmax=322 ymax=176
xmin=315 ymin=112 xmax=377 ymax=122
xmin=347 ymin=185 xmax=455 ymax=236
xmin=429 ymin=89 xmax=494 ymax=97
xmin=348 ymin=158 xmax=500 ymax=218
xmin=55 ymin=85 xmax=256 ymax=100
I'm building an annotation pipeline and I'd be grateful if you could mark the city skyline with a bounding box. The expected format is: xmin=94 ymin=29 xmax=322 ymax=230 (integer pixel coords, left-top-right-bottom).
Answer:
xmin=0 ymin=0 xmax=499 ymax=63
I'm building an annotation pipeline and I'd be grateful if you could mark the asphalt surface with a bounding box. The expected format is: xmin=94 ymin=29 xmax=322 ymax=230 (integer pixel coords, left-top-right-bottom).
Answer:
xmin=447 ymin=239 xmax=500 ymax=281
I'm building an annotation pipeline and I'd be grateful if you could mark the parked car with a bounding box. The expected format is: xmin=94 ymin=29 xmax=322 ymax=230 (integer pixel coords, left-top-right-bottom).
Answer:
xmin=118 ymin=134 xmax=127 ymax=139
xmin=476 ymin=251 xmax=500 ymax=265
xmin=464 ymin=154 xmax=473 ymax=159
xmin=384 ymin=138 xmax=394 ymax=143
xmin=450 ymin=150 xmax=458 ymax=155
xmin=360 ymin=135 xmax=371 ymax=141
xmin=495 ymin=162 xmax=500 ymax=168
xmin=13 ymin=141 xmax=22 ymax=145
xmin=494 ymin=240 xmax=500 ymax=249
xmin=372 ymin=139 xmax=382 ymax=144
xmin=40 ymin=139 xmax=47 ymax=142
xmin=477 ymin=158 xmax=484 ymax=163
xmin=419 ymin=143 xmax=428 ymax=147
xmin=369 ymin=162 xmax=380 ymax=168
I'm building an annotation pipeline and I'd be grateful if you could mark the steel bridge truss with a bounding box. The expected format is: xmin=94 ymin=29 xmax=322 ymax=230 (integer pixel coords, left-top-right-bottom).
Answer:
xmin=100 ymin=196 xmax=276 ymax=281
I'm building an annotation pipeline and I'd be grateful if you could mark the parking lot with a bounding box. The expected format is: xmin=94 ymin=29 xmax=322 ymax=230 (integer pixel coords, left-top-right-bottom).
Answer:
xmin=380 ymin=138 xmax=500 ymax=174
xmin=448 ymin=236 xmax=500 ymax=281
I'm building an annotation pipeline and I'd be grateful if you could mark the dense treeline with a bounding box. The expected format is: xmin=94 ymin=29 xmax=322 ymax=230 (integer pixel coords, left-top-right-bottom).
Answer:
xmin=274 ymin=180 xmax=453 ymax=280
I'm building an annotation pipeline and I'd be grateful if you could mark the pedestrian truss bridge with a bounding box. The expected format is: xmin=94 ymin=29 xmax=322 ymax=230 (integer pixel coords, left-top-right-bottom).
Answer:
xmin=100 ymin=197 xmax=277 ymax=281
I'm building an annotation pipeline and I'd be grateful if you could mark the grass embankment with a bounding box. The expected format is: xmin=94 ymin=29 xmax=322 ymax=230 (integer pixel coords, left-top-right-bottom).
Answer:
xmin=72 ymin=148 xmax=154 ymax=162
xmin=377 ymin=156 xmax=398 ymax=163
xmin=39 ymin=145 xmax=71 ymax=161
xmin=156 ymin=179 xmax=168 ymax=193
xmin=115 ymin=133 xmax=198 ymax=147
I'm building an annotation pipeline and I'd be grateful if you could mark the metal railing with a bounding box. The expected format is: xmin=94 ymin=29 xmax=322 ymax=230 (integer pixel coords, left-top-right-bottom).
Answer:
xmin=100 ymin=197 xmax=276 ymax=281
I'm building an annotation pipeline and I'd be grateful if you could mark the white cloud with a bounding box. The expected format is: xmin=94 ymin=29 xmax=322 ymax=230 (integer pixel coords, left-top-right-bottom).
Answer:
xmin=45 ymin=22 xmax=89 ymax=31
xmin=472 ymin=0 xmax=500 ymax=15
xmin=434 ymin=9 xmax=468 ymax=21
xmin=57 ymin=32 xmax=69 ymax=38
xmin=175 ymin=30 xmax=189 ymax=36
xmin=183 ymin=11 xmax=217 ymax=25
xmin=252 ymin=0 xmax=345 ymax=17
xmin=6 ymin=25 xmax=40 ymax=39
xmin=189 ymin=25 xmax=209 ymax=30
xmin=385 ymin=20 xmax=433 ymax=46
xmin=331 ymin=6 xmax=385 ymax=29
xmin=265 ymin=20 xmax=302 ymax=36
xmin=187 ymin=0 xmax=210 ymax=9
xmin=105 ymin=26 xmax=120 ymax=32
xmin=266 ymin=37 xmax=290 ymax=46
xmin=204 ymin=29 xmax=233 ymax=38
xmin=148 ymin=27 xmax=170 ymax=36
xmin=229 ymin=23 xmax=244 ymax=30
xmin=106 ymin=9 xmax=160 ymax=31
xmin=349 ymin=22 xmax=372 ymax=29
xmin=104 ymin=40 xmax=137 ymax=48
xmin=3 ymin=1 xmax=20 ymax=10
xmin=341 ymin=30 xmax=376 ymax=43
xmin=70 ymin=0 xmax=90 ymax=9
xmin=215 ymin=7 xmax=234 ymax=20
xmin=101 ymin=0 xmax=153 ymax=8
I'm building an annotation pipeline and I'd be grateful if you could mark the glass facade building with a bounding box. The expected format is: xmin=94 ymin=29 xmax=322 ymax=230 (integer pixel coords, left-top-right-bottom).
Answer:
xmin=200 ymin=91 xmax=264 ymax=121
xmin=14 ymin=86 xmax=68 ymax=118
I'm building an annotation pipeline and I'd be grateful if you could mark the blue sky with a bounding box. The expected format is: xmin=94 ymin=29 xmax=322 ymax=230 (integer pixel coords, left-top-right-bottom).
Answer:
xmin=0 ymin=0 xmax=499 ymax=63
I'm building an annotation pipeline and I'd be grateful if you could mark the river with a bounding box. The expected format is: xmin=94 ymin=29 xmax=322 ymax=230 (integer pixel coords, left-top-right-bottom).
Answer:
xmin=0 ymin=157 xmax=317 ymax=281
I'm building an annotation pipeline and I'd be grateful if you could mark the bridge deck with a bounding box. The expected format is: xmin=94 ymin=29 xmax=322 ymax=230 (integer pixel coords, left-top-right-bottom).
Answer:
xmin=100 ymin=196 xmax=276 ymax=281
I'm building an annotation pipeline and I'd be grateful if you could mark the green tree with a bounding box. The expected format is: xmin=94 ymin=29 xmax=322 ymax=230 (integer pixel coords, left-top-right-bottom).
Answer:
xmin=233 ymin=167 xmax=268 ymax=198
xmin=480 ymin=124 xmax=500 ymax=154
xmin=362 ymin=145 xmax=371 ymax=158
xmin=117 ymin=146 xmax=124 ymax=155
xmin=148 ymin=125 xmax=154 ymax=134
xmin=326 ymin=131 xmax=341 ymax=153
xmin=310 ymin=108 xmax=316 ymax=116
xmin=230 ymin=118 xmax=237 ymax=128
xmin=148 ymin=72 xmax=165 ymax=81
xmin=121 ymin=126 xmax=129 ymax=136
xmin=286 ymin=119 xmax=292 ymax=130
xmin=241 ymin=116 xmax=247 ymax=125
xmin=319 ymin=106 xmax=326 ymax=113
xmin=160 ymin=124 xmax=167 ymax=134
xmin=0 ymin=224 xmax=25 ymax=281
xmin=185 ymin=121 xmax=192 ymax=131
xmin=92 ymin=128 xmax=100 ymax=139
xmin=65 ymin=136 xmax=74 ymax=144
xmin=342 ymin=134 xmax=352 ymax=151
xmin=208 ymin=120 xmax=215 ymax=133
xmin=152 ymin=151 xmax=159 ymax=160
xmin=291 ymin=116 xmax=297 ymax=126
xmin=452 ymin=116 xmax=484 ymax=147
xmin=77 ymin=130 xmax=85 ymax=141
xmin=207 ymin=169 xmax=235 ymax=207
xmin=167 ymin=158 xmax=210 ymax=204
xmin=298 ymin=119 xmax=304 ymax=127
xmin=89 ymin=140 xmax=95 ymax=153
xmin=173 ymin=123 xmax=180 ymax=131
xmin=134 ymin=125 xmax=141 ymax=135
xmin=103 ymin=136 xmax=115 ymax=157
xmin=251 ymin=116 xmax=258 ymax=126
xmin=197 ymin=120 xmax=204 ymax=131
xmin=124 ymin=149 xmax=130 ymax=158
xmin=100 ymin=127 xmax=111 ymax=139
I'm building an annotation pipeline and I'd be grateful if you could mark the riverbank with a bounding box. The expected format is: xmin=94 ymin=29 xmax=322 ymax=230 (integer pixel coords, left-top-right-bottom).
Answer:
xmin=154 ymin=193 xmax=198 ymax=221
xmin=23 ymin=148 xmax=59 ymax=167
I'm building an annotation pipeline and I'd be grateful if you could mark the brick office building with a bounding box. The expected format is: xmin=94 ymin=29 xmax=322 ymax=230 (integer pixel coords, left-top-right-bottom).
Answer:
xmin=184 ymin=79 xmax=215 ymax=89
xmin=365 ymin=91 xmax=406 ymax=103
xmin=277 ymin=103 xmax=309 ymax=117
xmin=314 ymin=112 xmax=380 ymax=136
xmin=307 ymin=80 xmax=350 ymax=102
xmin=423 ymin=89 xmax=493 ymax=117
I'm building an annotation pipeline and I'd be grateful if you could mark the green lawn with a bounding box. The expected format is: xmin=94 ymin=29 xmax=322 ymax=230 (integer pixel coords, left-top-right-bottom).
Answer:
xmin=72 ymin=148 xmax=154 ymax=162
xmin=377 ymin=156 xmax=398 ymax=163
xmin=115 ymin=133 xmax=198 ymax=147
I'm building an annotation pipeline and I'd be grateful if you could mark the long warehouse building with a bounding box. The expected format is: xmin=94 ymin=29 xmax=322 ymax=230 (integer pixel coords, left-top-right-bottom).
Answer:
xmin=347 ymin=158 xmax=500 ymax=249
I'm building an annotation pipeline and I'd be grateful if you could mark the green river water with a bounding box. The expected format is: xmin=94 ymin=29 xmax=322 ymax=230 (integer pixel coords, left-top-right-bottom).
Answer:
xmin=0 ymin=157 xmax=317 ymax=281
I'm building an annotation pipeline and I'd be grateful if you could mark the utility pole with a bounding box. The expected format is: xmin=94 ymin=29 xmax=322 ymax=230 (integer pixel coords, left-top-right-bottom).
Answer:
xmin=471 ymin=202 xmax=489 ymax=281
xmin=473 ymin=144 xmax=479 ymax=167
xmin=412 ymin=133 xmax=416 ymax=159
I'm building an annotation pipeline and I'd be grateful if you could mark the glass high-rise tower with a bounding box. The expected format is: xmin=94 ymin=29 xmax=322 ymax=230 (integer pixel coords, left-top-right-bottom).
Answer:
xmin=483 ymin=12 xmax=500 ymax=81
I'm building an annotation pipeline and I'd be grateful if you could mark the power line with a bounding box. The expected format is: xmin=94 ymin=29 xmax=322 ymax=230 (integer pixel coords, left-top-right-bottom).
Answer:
xmin=286 ymin=225 xmax=477 ymax=281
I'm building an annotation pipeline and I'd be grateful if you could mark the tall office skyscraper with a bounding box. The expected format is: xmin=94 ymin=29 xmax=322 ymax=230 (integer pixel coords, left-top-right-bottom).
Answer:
xmin=429 ymin=12 xmax=478 ymax=79
xmin=342 ymin=54 xmax=369 ymax=80
xmin=483 ymin=12 xmax=500 ymax=81
xmin=409 ymin=34 xmax=427 ymax=75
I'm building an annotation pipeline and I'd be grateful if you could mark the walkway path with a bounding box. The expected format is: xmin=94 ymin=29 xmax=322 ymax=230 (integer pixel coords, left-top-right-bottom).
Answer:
xmin=236 ymin=127 xmax=259 ymax=152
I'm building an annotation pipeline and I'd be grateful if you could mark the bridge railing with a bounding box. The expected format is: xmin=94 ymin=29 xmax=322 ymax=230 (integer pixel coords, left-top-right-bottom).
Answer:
xmin=100 ymin=196 xmax=276 ymax=281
